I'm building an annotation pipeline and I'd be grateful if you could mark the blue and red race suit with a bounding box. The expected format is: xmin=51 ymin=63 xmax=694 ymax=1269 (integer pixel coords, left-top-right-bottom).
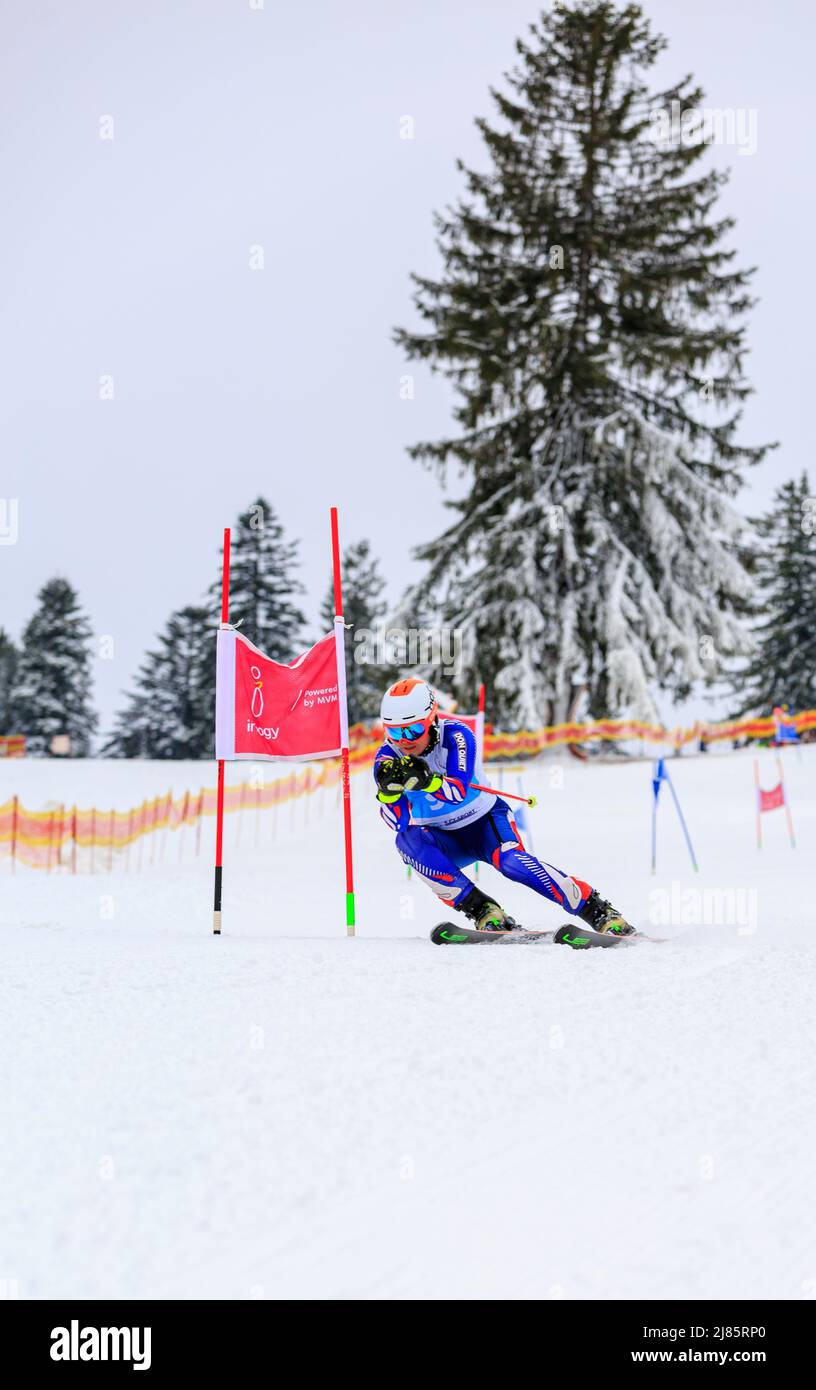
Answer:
xmin=373 ymin=718 xmax=593 ymax=915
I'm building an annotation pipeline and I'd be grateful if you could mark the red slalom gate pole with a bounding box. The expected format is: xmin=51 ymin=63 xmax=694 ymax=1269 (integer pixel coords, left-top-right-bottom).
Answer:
xmin=330 ymin=506 xmax=356 ymax=936
xmin=213 ymin=527 xmax=231 ymax=935
xmin=477 ymin=682 xmax=486 ymax=761
xmin=777 ymin=755 xmax=796 ymax=849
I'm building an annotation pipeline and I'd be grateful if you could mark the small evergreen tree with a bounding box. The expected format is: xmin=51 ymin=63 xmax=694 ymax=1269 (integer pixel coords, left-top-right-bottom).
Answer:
xmin=11 ymin=578 xmax=97 ymax=755
xmin=108 ymin=501 xmax=307 ymax=759
xmin=216 ymin=498 xmax=306 ymax=660
xmin=105 ymin=605 xmax=215 ymax=759
xmin=730 ymin=473 xmax=816 ymax=716
xmin=319 ymin=540 xmax=395 ymax=724
xmin=0 ymin=629 xmax=19 ymax=734
xmin=395 ymin=0 xmax=771 ymax=726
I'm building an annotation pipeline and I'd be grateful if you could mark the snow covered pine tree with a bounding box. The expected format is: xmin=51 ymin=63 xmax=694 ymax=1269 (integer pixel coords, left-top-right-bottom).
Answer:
xmin=394 ymin=1 xmax=773 ymax=727
xmin=104 ymin=605 xmax=215 ymax=759
xmin=319 ymin=539 xmax=397 ymax=726
xmin=216 ymin=498 xmax=306 ymax=661
xmin=730 ymin=473 xmax=816 ymax=718
xmin=106 ymin=501 xmax=306 ymax=758
xmin=10 ymin=578 xmax=97 ymax=756
xmin=0 ymin=629 xmax=19 ymax=736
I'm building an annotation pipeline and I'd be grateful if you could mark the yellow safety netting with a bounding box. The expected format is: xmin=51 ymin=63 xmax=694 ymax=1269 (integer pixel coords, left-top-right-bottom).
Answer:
xmin=2 ymin=710 xmax=812 ymax=871
xmin=0 ymin=744 xmax=377 ymax=871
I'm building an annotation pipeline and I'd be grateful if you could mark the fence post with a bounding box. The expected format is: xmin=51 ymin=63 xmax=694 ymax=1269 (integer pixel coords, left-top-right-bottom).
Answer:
xmin=159 ymin=789 xmax=172 ymax=863
xmin=179 ymin=790 xmax=190 ymax=863
xmin=304 ymin=767 xmax=311 ymax=825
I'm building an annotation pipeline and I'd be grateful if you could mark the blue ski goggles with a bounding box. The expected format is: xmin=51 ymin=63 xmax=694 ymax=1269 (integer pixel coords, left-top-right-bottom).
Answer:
xmin=385 ymin=721 xmax=426 ymax=742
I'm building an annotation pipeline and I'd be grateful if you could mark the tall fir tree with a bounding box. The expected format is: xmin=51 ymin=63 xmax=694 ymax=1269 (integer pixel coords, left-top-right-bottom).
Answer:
xmin=319 ymin=539 xmax=396 ymax=724
xmin=10 ymin=578 xmax=97 ymax=755
xmin=730 ymin=474 xmax=816 ymax=716
xmin=0 ymin=629 xmax=18 ymax=734
xmin=216 ymin=498 xmax=306 ymax=660
xmin=107 ymin=501 xmax=305 ymax=759
xmin=395 ymin=1 xmax=771 ymax=726
xmin=104 ymin=605 xmax=215 ymax=758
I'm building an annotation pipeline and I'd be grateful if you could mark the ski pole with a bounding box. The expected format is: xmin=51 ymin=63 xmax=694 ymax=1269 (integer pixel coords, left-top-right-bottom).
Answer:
xmin=442 ymin=775 xmax=537 ymax=808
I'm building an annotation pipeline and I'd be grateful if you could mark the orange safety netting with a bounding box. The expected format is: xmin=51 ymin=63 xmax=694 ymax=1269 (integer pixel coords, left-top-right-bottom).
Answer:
xmin=352 ymin=710 xmax=816 ymax=758
xmin=0 ymin=744 xmax=378 ymax=872
xmin=482 ymin=709 xmax=816 ymax=757
xmin=2 ymin=710 xmax=812 ymax=872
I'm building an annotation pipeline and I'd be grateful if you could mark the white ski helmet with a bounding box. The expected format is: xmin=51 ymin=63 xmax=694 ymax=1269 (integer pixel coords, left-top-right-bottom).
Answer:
xmin=380 ymin=677 xmax=438 ymax=745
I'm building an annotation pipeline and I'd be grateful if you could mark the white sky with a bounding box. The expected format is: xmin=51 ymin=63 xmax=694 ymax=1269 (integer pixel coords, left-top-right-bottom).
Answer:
xmin=1 ymin=0 xmax=811 ymax=733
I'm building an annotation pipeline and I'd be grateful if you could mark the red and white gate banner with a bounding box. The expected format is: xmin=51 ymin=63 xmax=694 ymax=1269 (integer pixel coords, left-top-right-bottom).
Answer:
xmin=758 ymin=782 xmax=785 ymax=813
xmin=216 ymin=629 xmax=341 ymax=762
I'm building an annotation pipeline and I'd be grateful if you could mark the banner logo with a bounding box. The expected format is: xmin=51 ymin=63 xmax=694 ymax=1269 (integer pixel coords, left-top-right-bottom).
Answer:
xmin=250 ymin=665 xmax=264 ymax=717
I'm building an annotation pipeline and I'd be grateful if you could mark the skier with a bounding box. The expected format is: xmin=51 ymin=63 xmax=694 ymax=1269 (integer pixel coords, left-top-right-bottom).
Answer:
xmin=374 ymin=677 xmax=634 ymax=935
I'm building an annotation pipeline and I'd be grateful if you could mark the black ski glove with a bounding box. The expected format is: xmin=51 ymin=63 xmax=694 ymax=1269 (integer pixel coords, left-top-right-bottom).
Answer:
xmin=375 ymin=755 xmax=440 ymax=795
xmin=397 ymin=754 xmax=438 ymax=791
xmin=375 ymin=758 xmax=403 ymax=797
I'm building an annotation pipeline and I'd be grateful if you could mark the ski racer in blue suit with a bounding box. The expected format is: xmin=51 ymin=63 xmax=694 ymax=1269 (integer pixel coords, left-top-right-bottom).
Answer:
xmin=374 ymin=678 xmax=634 ymax=935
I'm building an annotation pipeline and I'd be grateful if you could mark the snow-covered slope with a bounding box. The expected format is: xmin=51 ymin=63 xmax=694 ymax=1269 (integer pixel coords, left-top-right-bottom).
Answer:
xmin=1 ymin=746 xmax=814 ymax=1299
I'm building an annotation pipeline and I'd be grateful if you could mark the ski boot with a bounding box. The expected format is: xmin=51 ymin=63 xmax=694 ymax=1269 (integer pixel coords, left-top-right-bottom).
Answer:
xmin=458 ymin=885 xmax=521 ymax=933
xmin=578 ymin=889 xmax=635 ymax=937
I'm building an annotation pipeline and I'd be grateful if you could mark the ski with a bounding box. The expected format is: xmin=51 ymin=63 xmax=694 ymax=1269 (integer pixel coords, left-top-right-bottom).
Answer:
xmin=430 ymin=921 xmax=663 ymax=948
xmin=431 ymin=922 xmax=554 ymax=946
xmin=431 ymin=921 xmax=624 ymax=948
xmin=552 ymin=923 xmax=638 ymax=948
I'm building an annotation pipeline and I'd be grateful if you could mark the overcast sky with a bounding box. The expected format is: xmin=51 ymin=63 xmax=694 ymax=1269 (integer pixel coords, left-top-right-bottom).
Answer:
xmin=1 ymin=0 xmax=811 ymax=733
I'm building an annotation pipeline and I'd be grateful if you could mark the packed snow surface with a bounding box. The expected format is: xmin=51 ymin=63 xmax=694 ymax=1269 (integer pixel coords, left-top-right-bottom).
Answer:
xmin=2 ymin=746 xmax=814 ymax=1300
